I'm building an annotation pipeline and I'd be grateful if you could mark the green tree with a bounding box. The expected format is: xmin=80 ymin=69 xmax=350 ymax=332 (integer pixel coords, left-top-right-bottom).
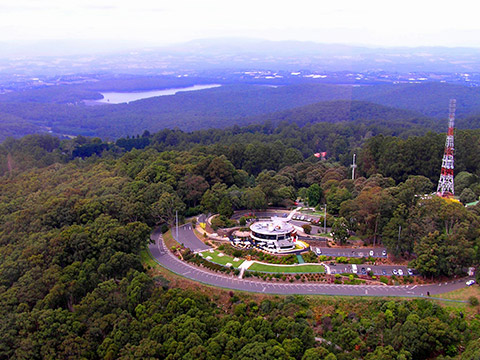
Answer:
xmin=152 ymin=192 xmax=186 ymax=226
xmin=201 ymin=183 xmax=228 ymax=213
xmin=454 ymin=171 xmax=478 ymax=195
xmin=331 ymin=217 xmax=350 ymax=245
xmin=242 ymin=187 xmax=267 ymax=211
xmin=382 ymin=204 xmax=412 ymax=256
xmin=178 ymin=175 xmax=209 ymax=207
xmin=301 ymin=347 xmax=331 ymax=360
xmin=460 ymin=187 xmax=477 ymax=204
xmin=326 ymin=186 xmax=351 ymax=215
xmin=307 ymin=183 xmax=323 ymax=207
xmin=218 ymin=197 xmax=234 ymax=218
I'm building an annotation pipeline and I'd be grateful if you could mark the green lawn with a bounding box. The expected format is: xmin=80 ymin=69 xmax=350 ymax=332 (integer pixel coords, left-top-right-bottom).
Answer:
xmin=248 ymin=263 xmax=325 ymax=274
xmin=201 ymin=250 xmax=245 ymax=268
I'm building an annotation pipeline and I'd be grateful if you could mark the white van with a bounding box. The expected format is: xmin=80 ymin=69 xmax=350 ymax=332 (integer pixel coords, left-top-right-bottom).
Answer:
xmin=351 ymin=264 xmax=358 ymax=274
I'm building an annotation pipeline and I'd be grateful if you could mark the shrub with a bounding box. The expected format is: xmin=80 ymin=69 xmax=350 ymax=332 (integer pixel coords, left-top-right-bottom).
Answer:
xmin=468 ymin=296 xmax=479 ymax=306
xmin=232 ymin=249 xmax=242 ymax=258
xmin=349 ymin=258 xmax=364 ymax=264
xmin=302 ymin=224 xmax=312 ymax=234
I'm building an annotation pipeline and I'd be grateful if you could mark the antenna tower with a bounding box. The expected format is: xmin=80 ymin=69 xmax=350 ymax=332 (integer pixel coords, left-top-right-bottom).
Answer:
xmin=436 ymin=99 xmax=456 ymax=197
xmin=351 ymin=153 xmax=357 ymax=180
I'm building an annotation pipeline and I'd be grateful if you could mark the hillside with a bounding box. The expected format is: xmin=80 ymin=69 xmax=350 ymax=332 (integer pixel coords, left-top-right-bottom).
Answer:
xmin=0 ymin=130 xmax=480 ymax=359
xmin=352 ymin=82 xmax=480 ymax=118
xmin=256 ymin=100 xmax=434 ymax=128
xmin=0 ymin=84 xmax=353 ymax=140
xmin=1 ymin=81 xmax=480 ymax=141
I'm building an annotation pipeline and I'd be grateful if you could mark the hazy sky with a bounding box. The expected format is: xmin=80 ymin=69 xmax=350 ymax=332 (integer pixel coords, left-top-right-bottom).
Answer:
xmin=2 ymin=0 xmax=480 ymax=48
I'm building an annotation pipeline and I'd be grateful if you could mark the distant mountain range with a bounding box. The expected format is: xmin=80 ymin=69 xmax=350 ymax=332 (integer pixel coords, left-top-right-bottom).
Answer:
xmin=2 ymin=38 xmax=480 ymax=74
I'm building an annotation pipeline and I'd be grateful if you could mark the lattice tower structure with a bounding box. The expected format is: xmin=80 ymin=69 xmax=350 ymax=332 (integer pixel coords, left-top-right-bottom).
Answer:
xmin=436 ymin=99 xmax=456 ymax=197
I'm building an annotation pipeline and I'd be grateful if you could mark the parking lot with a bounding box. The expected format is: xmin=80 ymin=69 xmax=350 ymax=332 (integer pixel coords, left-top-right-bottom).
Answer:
xmin=327 ymin=263 xmax=413 ymax=276
xmin=311 ymin=246 xmax=388 ymax=258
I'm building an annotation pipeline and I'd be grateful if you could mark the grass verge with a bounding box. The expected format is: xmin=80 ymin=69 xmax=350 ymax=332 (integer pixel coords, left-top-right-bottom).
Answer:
xmin=163 ymin=230 xmax=179 ymax=249
xmin=140 ymin=248 xmax=158 ymax=268
xmin=248 ymin=263 xmax=325 ymax=273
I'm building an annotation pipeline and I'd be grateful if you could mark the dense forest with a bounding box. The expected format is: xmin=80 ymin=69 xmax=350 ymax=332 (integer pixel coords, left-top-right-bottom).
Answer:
xmin=1 ymin=121 xmax=480 ymax=358
xmin=1 ymin=80 xmax=480 ymax=141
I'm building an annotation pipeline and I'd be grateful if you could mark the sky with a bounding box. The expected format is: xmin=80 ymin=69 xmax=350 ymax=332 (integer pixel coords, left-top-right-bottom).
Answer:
xmin=2 ymin=0 xmax=480 ymax=49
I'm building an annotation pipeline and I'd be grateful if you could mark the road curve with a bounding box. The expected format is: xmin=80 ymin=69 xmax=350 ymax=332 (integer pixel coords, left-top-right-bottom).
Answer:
xmin=149 ymin=227 xmax=469 ymax=297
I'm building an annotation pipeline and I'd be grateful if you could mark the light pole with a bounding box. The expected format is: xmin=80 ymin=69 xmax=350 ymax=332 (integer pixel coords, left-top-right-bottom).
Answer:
xmin=397 ymin=224 xmax=401 ymax=253
xmin=324 ymin=203 xmax=327 ymax=235
xmin=176 ymin=210 xmax=179 ymax=239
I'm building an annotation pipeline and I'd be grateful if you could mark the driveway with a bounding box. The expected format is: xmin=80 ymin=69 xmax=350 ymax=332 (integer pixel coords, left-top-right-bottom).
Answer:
xmin=172 ymin=223 xmax=211 ymax=252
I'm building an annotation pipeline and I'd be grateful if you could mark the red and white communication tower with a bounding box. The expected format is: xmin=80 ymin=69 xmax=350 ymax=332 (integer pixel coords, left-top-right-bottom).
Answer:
xmin=436 ymin=99 xmax=456 ymax=197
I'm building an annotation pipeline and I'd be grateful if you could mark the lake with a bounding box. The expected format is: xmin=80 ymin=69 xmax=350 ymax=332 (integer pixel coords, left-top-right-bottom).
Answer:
xmin=91 ymin=84 xmax=222 ymax=104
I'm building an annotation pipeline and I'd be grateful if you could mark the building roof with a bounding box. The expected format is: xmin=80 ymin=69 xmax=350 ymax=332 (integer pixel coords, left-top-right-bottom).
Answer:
xmin=250 ymin=217 xmax=294 ymax=235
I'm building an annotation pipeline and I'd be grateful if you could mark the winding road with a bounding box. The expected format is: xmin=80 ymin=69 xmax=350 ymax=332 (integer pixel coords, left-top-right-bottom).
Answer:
xmin=149 ymin=226 xmax=471 ymax=297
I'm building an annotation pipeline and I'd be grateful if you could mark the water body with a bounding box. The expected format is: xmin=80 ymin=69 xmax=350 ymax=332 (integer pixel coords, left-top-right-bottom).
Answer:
xmin=93 ymin=84 xmax=221 ymax=104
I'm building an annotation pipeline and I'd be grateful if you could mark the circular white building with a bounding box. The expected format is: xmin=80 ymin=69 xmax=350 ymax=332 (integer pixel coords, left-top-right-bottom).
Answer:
xmin=250 ymin=217 xmax=297 ymax=253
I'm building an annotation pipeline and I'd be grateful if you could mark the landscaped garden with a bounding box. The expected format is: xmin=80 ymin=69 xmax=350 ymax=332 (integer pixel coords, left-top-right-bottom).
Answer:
xmin=199 ymin=249 xmax=245 ymax=268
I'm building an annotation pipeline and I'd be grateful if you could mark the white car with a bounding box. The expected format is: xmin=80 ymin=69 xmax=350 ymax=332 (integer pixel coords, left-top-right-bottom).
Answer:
xmin=466 ymin=280 xmax=476 ymax=286
xmin=369 ymin=250 xmax=374 ymax=256
xmin=315 ymin=248 xmax=322 ymax=255
xmin=398 ymin=269 xmax=404 ymax=276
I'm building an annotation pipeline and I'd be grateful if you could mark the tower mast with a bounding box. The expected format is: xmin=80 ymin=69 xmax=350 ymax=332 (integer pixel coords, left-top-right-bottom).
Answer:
xmin=436 ymin=99 xmax=456 ymax=197
xmin=351 ymin=153 xmax=357 ymax=180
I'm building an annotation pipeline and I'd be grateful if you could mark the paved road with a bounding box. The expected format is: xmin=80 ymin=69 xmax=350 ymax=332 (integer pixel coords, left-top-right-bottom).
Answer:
xmin=172 ymin=223 xmax=211 ymax=252
xmin=149 ymin=227 xmax=471 ymax=297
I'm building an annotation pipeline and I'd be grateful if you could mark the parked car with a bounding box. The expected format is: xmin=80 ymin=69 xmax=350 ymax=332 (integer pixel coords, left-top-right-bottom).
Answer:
xmin=466 ymin=280 xmax=476 ymax=286
xmin=315 ymin=248 xmax=322 ymax=255
xmin=361 ymin=267 xmax=366 ymax=275
xmin=382 ymin=269 xmax=387 ymax=276
xmin=398 ymin=269 xmax=404 ymax=276
xmin=392 ymin=269 xmax=398 ymax=275
xmin=382 ymin=250 xmax=387 ymax=256
xmin=407 ymin=268 xmax=414 ymax=276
